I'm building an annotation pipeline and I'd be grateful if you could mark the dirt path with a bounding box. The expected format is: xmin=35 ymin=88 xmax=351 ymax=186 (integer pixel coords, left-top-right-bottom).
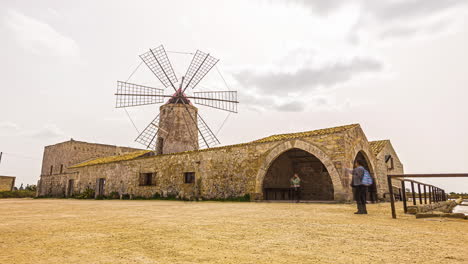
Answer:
xmin=0 ymin=199 xmax=466 ymax=263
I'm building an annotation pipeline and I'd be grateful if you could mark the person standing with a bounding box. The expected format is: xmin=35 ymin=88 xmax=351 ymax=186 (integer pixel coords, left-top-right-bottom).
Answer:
xmin=347 ymin=161 xmax=368 ymax=214
xmin=290 ymin=173 xmax=301 ymax=203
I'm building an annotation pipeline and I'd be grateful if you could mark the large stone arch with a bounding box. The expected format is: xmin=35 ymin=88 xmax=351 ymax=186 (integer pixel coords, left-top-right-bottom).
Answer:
xmin=255 ymin=139 xmax=345 ymax=200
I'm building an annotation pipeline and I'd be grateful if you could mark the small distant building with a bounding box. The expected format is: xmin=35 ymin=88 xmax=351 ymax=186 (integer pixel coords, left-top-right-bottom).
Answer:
xmin=37 ymin=124 xmax=404 ymax=202
xmin=0 ymin=176 xmax=16 ymax=192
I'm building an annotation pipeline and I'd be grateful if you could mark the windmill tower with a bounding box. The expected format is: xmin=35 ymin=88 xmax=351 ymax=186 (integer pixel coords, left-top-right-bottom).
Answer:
xmin=116 ymin=45 xmax=238 ymax=154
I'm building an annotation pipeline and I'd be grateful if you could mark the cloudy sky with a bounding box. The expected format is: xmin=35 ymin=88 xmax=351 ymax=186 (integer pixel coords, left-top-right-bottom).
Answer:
xmin=1 ymin=0 xmax=467 ymax=192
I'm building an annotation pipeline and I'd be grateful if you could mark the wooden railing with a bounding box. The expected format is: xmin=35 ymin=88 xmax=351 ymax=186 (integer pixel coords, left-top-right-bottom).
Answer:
xmin=387 ymin=174 xmax=468 ymax=219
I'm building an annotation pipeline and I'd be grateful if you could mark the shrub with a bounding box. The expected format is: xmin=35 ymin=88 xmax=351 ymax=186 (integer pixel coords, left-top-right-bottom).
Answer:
xmin=0 ymin=190 xmax=36 ymax=198
xmin=109 ymin=192 xmax=120 ymax=199
xmin=75 ymin=188 xmax=95 ymax=199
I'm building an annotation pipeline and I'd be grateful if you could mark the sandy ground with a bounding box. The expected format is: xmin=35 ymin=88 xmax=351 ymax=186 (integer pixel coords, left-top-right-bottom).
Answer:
xmin=0 ymin=199 xmax=467 ymax=264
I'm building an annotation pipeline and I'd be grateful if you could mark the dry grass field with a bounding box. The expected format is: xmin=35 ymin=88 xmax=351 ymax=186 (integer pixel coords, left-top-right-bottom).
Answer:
xmin=0 ymin=199 xmax=467 ymax=264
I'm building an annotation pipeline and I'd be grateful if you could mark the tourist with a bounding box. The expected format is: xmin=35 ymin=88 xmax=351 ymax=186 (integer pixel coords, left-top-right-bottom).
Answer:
xmin=346 ymin=161 xmax=368 ymax=214
xmin=290 ymin=173 xmax=301 ymax=203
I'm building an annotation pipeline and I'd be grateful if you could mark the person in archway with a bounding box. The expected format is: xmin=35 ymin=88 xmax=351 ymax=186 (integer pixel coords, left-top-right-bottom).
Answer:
xmin=290 ymin=173 xmax=302 ymax=203
xmin=347 ymin=160 xmax=368 ymax=214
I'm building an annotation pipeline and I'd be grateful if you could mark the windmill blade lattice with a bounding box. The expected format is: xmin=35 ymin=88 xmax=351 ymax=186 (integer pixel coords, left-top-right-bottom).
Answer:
xmin=139 ymin=45 xmax=178 ymax=89
xmin=135 ymin=114 xmax=161 ymax=149
xmin=116 ymin=81 xmax=164 ymax=108
xmin=197 ymin=113 xmax=220 ymax=148
xmin=183 ymin=50 xmax=219 ymax=91
xmin=193 ymin=91 xmax=238 ymax=113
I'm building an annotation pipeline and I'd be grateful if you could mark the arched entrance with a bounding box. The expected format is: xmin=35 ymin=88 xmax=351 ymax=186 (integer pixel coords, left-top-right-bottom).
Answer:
xmin=262 ymin=148 xmax=334 ymax=201
xmin=354 ymin=151 xmax=377 ymax=202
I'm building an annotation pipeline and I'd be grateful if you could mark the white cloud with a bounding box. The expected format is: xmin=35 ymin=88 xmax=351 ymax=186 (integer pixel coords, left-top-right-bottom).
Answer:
xmin=0 ymin=122 xmax=20 ymax=135
xmin=23 ymin=124 xmax=66 ymax=139
xmin=4 ymin=9 xmax=79 ymax=60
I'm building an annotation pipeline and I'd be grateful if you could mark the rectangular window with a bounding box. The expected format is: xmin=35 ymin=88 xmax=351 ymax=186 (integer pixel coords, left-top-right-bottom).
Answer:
xmin=184 ymin=172 xmax=195 ymax=184
xmin=385 ymin=155 xmax=394 ymax=170
xmin=139 ymin=173 xmax=156 ymax=186
xmin=50 ymin=165 xmax=53 ymax=175
xmin=60 ymin=164 xmax=64 ymax=174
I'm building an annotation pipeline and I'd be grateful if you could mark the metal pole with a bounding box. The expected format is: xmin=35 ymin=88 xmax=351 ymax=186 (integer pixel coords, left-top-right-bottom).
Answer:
xmin=423 ymin=185 xmax=427 ymax=204
xmin=401 ymin=180 xmax=407 ymax=213
xmin=417 ymin=183 xmax=423 ymax=204
xmin=388 ymin=176 xmax=397 ymax=219
xmin=411 ymin=181 xmax=416 ymax=205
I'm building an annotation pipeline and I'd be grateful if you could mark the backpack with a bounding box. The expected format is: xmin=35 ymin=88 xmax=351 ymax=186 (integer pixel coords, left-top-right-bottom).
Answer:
xmin=361 ymin=169 xmax=373 ymax=186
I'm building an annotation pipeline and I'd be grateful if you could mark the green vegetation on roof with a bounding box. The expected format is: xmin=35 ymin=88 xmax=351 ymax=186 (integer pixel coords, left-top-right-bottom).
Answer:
xmin=252 ymin=124 xmax=359 ymax=143
xmin=69 ymin=150 xmax=152 ymax=168
xmin=369 ymin=140 xmax=390 ymax=156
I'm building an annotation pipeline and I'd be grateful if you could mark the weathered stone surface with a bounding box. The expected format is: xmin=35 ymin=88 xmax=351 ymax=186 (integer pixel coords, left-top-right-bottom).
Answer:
xmin=407 ymin=201 xmax=457 ymax=214
xmin=157 ymin=104 xmax=198 ymax=154
xmin=37 ymin=124 xmax=404 ymax=202
xmin=0 ymin=176 xmax=15 ymax=191
xmin=38 ymin=140 xmax=141 ymax=197
xmin=416 ymin=213 xmax=467 ymax=219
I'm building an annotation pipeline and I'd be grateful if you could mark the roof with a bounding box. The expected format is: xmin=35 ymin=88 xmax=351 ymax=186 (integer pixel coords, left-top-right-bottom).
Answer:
xmin=70 ymin=123 xmax=360 ymax=168
xmin=0 ymin=176 xmax=16 ymax=179
xmin=253 ymin=124 xmax=359 ymax=143
xmin=69 ymin=150 xmax=152 ymax=168
xmin=45 ymin=139 xmax=143 ymax=150
xmin=369 ymin=140 xmax=390 ymax=156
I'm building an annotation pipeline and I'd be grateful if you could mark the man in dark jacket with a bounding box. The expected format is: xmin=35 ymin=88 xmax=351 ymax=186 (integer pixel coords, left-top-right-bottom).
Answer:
xmin=347 ymin=160 xmax=368 ymax=214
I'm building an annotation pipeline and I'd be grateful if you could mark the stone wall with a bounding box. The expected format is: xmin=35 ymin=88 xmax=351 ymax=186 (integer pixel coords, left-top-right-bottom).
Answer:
xmin=157 ymin=104 xmax=199 ymax=154
xmin=38 ymin=124 xmax=401 ymax=202
xmin=407 ymin=200 xmax=457 ymax=214
xmin=61 ymin=131 xmax=365 ymax=201
xmin=0 ymin=176 xmax=15 ymax=191
xmin=373 ymin=141 xmax=404 ymax=196
xmin=38 ymin=140 xmax=141 ymax=196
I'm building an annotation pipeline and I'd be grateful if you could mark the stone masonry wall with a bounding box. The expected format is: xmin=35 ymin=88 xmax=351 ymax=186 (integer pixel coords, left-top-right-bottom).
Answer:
xmin=39 ymin=124 xmax=396 ymax=202
xmin=157 ymin=104 xmax=199 ymax=154
xmin=62 ymin=130 xmax=364 ymax=201
xmin=0 ymin=176 xmax=15 ymax=191
xmin=38 ymin=140 xmax=141 ymax=196
xmin=374 ymin=142 xmax=404 ymax=196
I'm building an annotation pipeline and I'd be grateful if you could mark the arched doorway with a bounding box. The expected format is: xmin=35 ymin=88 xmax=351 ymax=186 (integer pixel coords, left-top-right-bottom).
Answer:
xmin=262 ymin=148 xmax=334 ymax=201
xmin=354 ymin=151 xmax=377 ymax=202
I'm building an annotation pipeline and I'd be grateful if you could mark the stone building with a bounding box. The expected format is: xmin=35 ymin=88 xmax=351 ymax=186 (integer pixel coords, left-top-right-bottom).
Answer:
xmin=0 ymin=176 xmax=15 ymax=192
xmin=37 ymin=139 xmax=141 ymax=197
xmin=37 ymin=124 xmax=404 ymax=201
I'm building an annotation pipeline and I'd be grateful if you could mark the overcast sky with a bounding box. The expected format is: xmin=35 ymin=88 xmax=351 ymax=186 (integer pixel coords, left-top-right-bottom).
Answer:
xmin=1 ymin=0 xmax=467 ymax=192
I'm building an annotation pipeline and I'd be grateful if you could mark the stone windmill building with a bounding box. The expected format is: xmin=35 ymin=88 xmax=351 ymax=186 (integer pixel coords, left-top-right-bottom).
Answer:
xmin=37 ymin=46 xmax=404 ymax=201
xmin=37 ymin=124 xmax=403 ymax=202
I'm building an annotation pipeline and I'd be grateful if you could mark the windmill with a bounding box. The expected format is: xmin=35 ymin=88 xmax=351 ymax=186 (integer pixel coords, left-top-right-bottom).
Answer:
xmin=116 ymin=45 xmax=238 ymax=154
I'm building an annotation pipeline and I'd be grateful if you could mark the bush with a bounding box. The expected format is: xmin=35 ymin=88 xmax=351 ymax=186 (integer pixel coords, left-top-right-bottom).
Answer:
xmin=75 ymin=188 xmax=95 ymax=199
xmin=205 ymin=194 xmax=251 ymax=202
xmin=109 ymin=192 xmax=120 ymax=199
xmin=0 ymin=190 xmax=36 ymax=198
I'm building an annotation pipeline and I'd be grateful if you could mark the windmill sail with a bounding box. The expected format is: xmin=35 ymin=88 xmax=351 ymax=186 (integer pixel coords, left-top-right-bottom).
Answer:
xmin=182 ymin=50 xmax=219 ymax=91
xmin=139 ymin=45 xmax=178 ymax=89
xmin=197 ymin=113 xmax=220 ymax=148
xmin=116 ymin=81 xmax=164 ymax=108
xmin=192 ymin=91 xmax=238 ymax=113
xmin=135 ymin=114 xmax=161 ymax=149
